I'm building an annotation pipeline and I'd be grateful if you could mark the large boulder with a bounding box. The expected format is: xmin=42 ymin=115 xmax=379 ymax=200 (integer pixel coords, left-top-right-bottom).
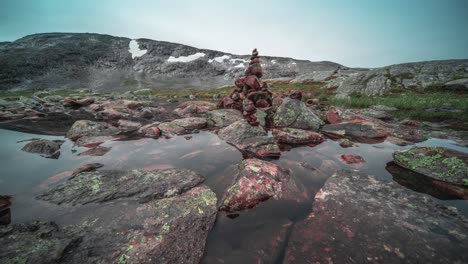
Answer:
xmin=393 ymin=146 xmax=468 ymax=186
xmin=220 ymin=159 xmax=308 ymax=212
xmin=21 ymin=139 xmax=64 ymax=159
xmin=66 ymin=120 xmax=120 ymax=141
xmin=272 ymin=97 xmax=324 ymax=131
xmin=218 ymin=120 xmax=280 ymax=158
xmin=284 ymin=170 xmax=468 ymax=263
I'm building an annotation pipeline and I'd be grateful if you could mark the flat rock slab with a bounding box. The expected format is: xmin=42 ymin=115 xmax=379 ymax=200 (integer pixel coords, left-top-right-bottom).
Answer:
xmin=220 ymin=159 xmax=308 ymax=212
xmin=284 ymin=170 xmax=468 ymax=263
xmin=393 ymin=146 xmax=468 ymax=186
xmin=38 ymin=168 xmax=205 ymax=205
xmin=174 ymin=101 xmax=217 ymax=117
xmin=272 ymin=98 xmax=324 ymax=131
xmin=158 ymin=117 xmax=207 ymax=136
xmin=272 ymin=127 xmax=325 ymax=145
xmin=1 ymin=185 xmax=217 ymax=264
xmin=321 ymin=120 xmax=389 ymax=143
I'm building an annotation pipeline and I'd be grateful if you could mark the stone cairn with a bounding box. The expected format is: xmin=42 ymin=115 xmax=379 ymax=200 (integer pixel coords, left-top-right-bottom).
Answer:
xmin=217 ymin=48 xmax=273 ymax=126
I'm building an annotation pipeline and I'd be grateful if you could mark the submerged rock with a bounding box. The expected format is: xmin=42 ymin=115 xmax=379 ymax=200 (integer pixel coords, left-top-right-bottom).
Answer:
xmin=21 ymin=139 xmax=64 ymax=159
xmin=220 ymin=159 xmax=308 ymax=212
xmin=284 ymin=170 xmax=468 ymax=263
xmin=272 ymin=97 xmax=324 ymax=130
xmin=393 ymin=146 xmax=468 ymax=186
xmin=340 ymin=153 xmax=366 ymax=164
xmin=66 ymin=120 xmax=120 ymax=141
xmin=38 ymin=168 xmax=205 ymax=205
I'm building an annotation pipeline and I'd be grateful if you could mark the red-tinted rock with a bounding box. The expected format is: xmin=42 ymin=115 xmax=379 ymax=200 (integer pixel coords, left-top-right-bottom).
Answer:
xmin=67 ymin=120 xmax=120 ymax=141
xmin=325 ymin=107 xmax=342 ymax=124
xmin=0 ymin=195 xmax=11 ymax=209
xmin=78 ymin=146 xmax=111 ymax=156
xmin=284 ymin=170 xmax=468 ymax=264
xmin=75 ymin=136 xmax=115 ymax=148
xmin=340 ymin=153 xmax=366 ymax=164
xmin=220 ymin=159 xmax=308 ymax=212
xmin=64 ymin=98 xmax=95 ymax=108
xmin=174 ymin=101 xmax=217 ymax=117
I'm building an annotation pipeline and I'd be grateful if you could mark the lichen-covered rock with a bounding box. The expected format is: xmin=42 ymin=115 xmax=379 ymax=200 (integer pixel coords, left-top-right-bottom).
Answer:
xmin=2 ymin=185 xmax=218 ymax=264
xmin=38 ymin=168 xmax=205 ymax=205
xmin=66 ymin=120 xmax=120 ymax=141
xmin=272 ymin=97 xmax=324 ymax=131
xmin=321 ymin=120 xmax=388 ymax=143
xmin=158 ymin=117 xmax=207 ymax=136
xmin=284 ymin=170 xmax=468 ymax=264
xmin=220 ymin=159 xmax=308 ymax=212
xmin=206 ymin=109 xmax=243 ymax=128
xmin=0 ymin=221 xmax=82 ymax=264
xmin=393 ymin=146 xmax=468 ymax=186
xmin=21 ymin=139 xmax=64 ymax=159
xmin=272 ymin=127 xmax=325 ymax=145
xmin=340 ymin=153 xmax=366 ymax=164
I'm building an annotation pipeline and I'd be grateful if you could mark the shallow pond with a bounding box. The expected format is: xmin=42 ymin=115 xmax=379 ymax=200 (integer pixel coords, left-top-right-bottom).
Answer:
xmin=0 ymin=128 xmax=466 ymax=263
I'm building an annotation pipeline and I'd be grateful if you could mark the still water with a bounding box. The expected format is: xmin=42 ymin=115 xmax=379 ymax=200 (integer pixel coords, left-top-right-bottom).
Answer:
xmin=0 ymin=128 xmax=466 ymax=263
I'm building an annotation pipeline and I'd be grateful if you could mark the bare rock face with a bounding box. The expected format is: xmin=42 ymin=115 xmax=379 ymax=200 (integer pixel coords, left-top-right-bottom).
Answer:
xmin=284 ymin=170 xmax=468 ymax=264
xmin=21 ymin=139 xmax=64 ymax=159
xmin=321 ymin=120 xmax=389 ymax=143
xmin=335 ymin=60 xmax=468 ymax=97
xmin=220 ymin=159 xmax=308 ymax=212
xmin=158 ymin=117 xmax=208 ymax=136
xmin=272 ymin=127 xmax=325 ymax=145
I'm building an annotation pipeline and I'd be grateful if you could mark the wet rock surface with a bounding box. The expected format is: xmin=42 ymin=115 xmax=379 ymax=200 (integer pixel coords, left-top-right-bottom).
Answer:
xmin=39 ymin=168 xmax=205 ymax=205
xmin=217 ymin=120 xmax=281 ymax=158
xmin=284 ymin=170 xmax=468 ymax=264
xmin=220 ymin=159 xmax=308 ymax=212
xmin=21 ymin=138 xmax=64 ymax=159
xmin=393 ymin=146 xmax=468 ymax=186
xmin=322 ymin=120 xmax=389 ymax=142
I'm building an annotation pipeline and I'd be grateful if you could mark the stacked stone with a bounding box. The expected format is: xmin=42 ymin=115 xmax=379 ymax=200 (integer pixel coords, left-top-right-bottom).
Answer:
xmin=218 ymin=48 xmax=273 ymax=126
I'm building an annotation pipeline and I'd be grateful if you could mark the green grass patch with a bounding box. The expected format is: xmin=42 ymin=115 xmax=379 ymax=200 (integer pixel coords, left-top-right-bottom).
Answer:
xmin=329 ymin=91 xmax=468 ymax=123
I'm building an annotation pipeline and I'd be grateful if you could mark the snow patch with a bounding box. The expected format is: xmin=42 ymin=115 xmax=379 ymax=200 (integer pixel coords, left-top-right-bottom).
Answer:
xmin=168 ymin=52 xmax=206 ymax=63
xmin=208 ymin=55 xmax=231 ymax=63
xmin=128 ymin=40 xmax=147 ymax=59
xmin=230 ymin=58 xmax=248 ymax=64
xmin=234 ymin=63 xmax=245 ymax=68
xmin=291 ymin=62 xmax=297 ymax=65
xmin=271 ymin=60 xmax=277 ymax=64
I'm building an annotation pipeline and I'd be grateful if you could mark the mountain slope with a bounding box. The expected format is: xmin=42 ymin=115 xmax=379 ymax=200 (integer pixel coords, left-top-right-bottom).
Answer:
xmin=0 ymin=33 xmax=343 ymax=91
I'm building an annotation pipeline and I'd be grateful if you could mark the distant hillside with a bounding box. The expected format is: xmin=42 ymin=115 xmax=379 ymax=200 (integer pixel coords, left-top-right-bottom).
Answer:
xmin=0 ymin=33 xmax=343 ymax=91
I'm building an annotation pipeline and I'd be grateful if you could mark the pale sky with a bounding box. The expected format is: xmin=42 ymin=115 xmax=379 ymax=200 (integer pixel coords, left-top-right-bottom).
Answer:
xmin=1 ymin=0 xmax=467 ymax=67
